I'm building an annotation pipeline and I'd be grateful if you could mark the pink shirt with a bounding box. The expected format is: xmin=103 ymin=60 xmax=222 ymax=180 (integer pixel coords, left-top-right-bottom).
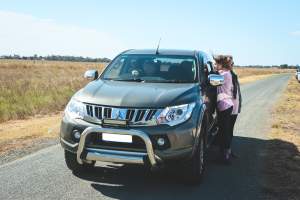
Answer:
xmin=217 ymin=70 xmax=234 ymax=111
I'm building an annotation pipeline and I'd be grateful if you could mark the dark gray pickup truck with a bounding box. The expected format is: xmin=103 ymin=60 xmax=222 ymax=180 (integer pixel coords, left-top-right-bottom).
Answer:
xmin=60 ymin=49 xmax=224 ymax=184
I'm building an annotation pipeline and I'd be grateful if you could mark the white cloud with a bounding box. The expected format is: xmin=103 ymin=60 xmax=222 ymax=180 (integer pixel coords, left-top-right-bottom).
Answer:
xmin=290 ymin=30 xmax=300 ymax=36
xmin=0 ymin=11 xmax=125 ymax=58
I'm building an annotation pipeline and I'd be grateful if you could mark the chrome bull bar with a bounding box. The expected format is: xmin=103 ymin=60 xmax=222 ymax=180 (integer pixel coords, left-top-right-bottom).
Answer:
xmin=76 ymin=127 xmax=157 ymax=166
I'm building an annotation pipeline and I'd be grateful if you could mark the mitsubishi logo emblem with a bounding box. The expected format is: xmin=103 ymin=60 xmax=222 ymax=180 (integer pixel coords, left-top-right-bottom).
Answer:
xmin=111 ymin=108 xmax=126 ymax=120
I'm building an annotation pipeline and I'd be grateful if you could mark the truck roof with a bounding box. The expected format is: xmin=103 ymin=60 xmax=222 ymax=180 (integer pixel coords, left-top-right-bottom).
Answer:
xmin=123 ymin=49 xmax=198 ymax=56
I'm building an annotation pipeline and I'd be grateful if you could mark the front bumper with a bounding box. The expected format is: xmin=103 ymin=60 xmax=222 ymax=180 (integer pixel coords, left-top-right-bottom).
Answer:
xmin=76 ymin=126 xmax=158 ymax=166
xmin=60 ymin=106 xmax=201 ymax=167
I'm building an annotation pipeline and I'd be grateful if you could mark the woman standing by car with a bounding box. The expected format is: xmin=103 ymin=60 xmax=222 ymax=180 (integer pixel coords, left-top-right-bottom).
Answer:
xmin=229 ymin=58 xmax=242 ymax=159
xmin=214 ymin=55 xmax=241 ymax=164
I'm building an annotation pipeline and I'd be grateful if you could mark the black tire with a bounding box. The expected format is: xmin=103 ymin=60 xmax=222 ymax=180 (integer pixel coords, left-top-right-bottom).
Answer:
xmin=64 ymin=150 xmax=95 ymax=173
xmin=183 ymin=119 xmax=207 ymax=185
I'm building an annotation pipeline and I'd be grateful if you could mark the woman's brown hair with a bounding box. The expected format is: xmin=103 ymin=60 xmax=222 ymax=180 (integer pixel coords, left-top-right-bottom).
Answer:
xmin=213 ymin=55 xmax=234 ymax=69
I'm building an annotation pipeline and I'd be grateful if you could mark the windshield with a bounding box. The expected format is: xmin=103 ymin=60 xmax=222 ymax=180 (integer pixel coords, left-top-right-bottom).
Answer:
xmin=101 ymin=54 xmax=197 ymax=83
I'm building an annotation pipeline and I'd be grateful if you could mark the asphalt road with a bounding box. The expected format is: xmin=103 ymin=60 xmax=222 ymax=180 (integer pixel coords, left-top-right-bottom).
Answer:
xmin=0 ymin=74 xmax=291 ymax=200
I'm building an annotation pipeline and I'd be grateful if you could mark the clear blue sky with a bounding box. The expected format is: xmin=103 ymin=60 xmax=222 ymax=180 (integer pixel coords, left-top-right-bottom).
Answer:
xmin=0 ymin=0 xmax=299 ymax=65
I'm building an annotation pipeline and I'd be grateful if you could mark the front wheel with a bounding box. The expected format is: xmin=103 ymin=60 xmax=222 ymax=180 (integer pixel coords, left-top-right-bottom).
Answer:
xmin=64 ymin=150 xmax=95 ymax=173
xmin=183 ymin=121 xmax=207 ymax=185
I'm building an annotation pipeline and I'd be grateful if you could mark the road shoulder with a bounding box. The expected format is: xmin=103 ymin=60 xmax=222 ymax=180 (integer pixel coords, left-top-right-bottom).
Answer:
xmin=262 ymin=77 xmax=300 ymax=199
xmin=0 ymin=114 xmax=60 ymax=165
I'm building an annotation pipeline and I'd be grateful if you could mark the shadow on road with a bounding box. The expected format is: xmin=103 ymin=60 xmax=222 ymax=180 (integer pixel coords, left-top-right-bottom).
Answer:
xmin=73 ymin=136 xmax=299 ymax=200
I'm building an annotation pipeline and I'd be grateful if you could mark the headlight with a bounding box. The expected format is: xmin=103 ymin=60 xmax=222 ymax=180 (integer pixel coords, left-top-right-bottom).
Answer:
xmin=65 ymin=99 xmax=85 ymax=119
xmin=156 ymin=102 xmax=196 ymax=126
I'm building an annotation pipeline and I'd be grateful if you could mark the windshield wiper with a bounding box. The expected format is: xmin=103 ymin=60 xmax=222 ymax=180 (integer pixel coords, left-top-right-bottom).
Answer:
xmin=162 ymin=80 xmax=194 ymax=83
xmin=113 ymin=78 xmax=145 ymax=82
xmin=103 ymin=78 xmax=193 ymax=83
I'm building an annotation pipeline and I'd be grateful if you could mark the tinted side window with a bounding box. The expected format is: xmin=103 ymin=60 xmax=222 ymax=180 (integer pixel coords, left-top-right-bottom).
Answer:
xmin=197 ymin=53 xmax=203 ymax=83
xmin=206 ymin=54 xmax=215 ymax=73
xmin=199 ymin=53 xmax=211 ymax=84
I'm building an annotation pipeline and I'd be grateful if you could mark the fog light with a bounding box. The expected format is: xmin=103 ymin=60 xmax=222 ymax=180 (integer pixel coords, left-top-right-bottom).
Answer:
xmin=73 ymin=130 xmax=81 ymax=139
xmin=157 ymin=138 xmax=165 ymax=146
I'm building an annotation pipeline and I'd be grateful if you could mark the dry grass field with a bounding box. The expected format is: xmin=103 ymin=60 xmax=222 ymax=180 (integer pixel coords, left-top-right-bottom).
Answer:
xmin=0 ymin=59 xmax=106 ymax=123
xmin=262 ymin=77 xmax=300 ymax=199
xmin=0 ymin=59 xmax=290 ymax=123
xmin=234 ymin=67 xmax=292 ymax=78
xmin=235 ymin=67 xmax=293 ymax=84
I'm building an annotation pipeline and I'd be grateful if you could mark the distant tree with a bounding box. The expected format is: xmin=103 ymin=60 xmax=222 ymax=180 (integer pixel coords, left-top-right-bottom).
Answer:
xmin=13 ymin=54 xmax=20 ymax=59
xmin=279 ymin=64 xmax=288 ymax=69
xmin=0 ymin=54 xmax=112 ymax=63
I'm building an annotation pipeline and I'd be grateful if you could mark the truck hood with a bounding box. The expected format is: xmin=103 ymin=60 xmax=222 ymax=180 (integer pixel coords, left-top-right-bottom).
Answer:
xmin=73 ymin=79 xmax=199 ymax=108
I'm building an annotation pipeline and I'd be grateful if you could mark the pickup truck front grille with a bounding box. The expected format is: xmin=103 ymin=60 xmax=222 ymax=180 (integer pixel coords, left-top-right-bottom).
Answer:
xmin=85 ymin=104 xmax=159 ymax=124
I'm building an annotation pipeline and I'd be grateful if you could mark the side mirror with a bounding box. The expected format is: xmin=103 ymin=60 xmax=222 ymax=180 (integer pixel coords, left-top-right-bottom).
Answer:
xmin=208 ymin=74 xmax=224 ymax=86
xmin=84 ymin=70 xmax=98 ymax=81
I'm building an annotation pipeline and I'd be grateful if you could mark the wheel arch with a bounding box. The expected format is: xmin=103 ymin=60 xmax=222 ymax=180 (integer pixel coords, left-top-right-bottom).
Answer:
xmin=191 ymin=103 xmax=208 ymax=156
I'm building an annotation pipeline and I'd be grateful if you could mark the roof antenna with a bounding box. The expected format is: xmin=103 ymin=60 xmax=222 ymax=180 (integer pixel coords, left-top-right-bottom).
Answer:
xmin=156 ymin=38 xmax=161 ymax=55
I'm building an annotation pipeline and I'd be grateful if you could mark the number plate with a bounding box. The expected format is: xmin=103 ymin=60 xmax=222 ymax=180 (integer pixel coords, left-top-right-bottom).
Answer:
xmin=102 ymin=133 xmax=132 ymax=143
